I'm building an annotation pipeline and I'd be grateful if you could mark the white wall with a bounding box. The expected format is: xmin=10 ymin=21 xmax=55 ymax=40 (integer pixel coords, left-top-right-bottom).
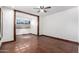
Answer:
xmin=39 ymin=16 xmax=44 ymax=35
xmin=0 ymin=9 xmax=1 ymax=37
xmin=0 ymin=9 xmax=1 ymax=36
xmin=30 ymin=17 xmax=37 ymax=34
xmin=78 ymin=7 xmax=79 ymax=52
xmin=78 ymin=7 xmax=79 ymax=41
xmin=40 ymin=7 xmax=78 ymax=42
xmin=16 ymin=29 xmax=30 ymax=35
xmin=1 ymin=8 xmax=14 ymax=42
xmin=16 ymin=12 xmax=37 ymax=35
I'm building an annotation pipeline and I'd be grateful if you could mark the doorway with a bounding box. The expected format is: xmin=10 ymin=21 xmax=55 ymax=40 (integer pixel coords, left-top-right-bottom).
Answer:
xmin=14 ymin=10 xmax=39 ymax=40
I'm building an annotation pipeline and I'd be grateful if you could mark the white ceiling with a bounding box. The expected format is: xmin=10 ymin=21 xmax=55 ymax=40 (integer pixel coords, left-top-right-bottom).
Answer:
xmin=1 ymin=6 xmax=77 ymax=16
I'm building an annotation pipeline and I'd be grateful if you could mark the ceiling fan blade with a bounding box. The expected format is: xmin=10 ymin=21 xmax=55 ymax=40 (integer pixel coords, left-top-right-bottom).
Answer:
xmin=37 ymin=10 xmax=40 ymax=13
xmin=44 ymin=10 xmax=47 ymax=13
xmin=33 ymin=8 xmax=40 ymax=9
xmin=40 ymin=6 xmax=44 ymax=9
xmin=44 ymin=6 xmax=51 ymax=9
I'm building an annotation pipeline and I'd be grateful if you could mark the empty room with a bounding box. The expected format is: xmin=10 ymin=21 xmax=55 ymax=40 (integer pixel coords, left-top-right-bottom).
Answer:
xmin=0 ymin=6 xmax=79 ymax=53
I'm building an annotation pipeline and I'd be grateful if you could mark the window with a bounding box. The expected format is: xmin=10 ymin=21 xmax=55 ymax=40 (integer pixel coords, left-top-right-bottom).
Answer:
xmin=16 ymin=17 xmax=30 ymax=29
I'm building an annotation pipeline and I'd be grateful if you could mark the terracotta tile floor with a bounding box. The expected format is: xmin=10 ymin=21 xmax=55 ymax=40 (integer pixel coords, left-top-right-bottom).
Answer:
xmin=0 ymin=34 xmax=78 ymax=53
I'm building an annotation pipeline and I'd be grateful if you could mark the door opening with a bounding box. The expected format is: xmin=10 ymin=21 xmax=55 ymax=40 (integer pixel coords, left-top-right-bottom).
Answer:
xmin=14 ymin=10 xmax=39 ymax=41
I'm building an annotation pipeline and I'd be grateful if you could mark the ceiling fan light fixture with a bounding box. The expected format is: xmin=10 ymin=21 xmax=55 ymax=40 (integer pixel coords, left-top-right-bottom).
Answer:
xmin=40 ymin=9 xmax=44 ymax=12
xmin=33 ymin=6 xmax=51 ymax=13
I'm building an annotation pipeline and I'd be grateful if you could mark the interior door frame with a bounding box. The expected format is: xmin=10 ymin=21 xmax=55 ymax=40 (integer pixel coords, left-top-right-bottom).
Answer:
xmin=14 ymin=10 xmax=39 ymax=41
xmin=0 ymin=8 xmax=3 ymax=40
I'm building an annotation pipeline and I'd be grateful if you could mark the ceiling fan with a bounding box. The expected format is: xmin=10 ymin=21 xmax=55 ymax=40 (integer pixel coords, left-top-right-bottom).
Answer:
xmin=33 ymin=6 xmax=51 ymax=13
